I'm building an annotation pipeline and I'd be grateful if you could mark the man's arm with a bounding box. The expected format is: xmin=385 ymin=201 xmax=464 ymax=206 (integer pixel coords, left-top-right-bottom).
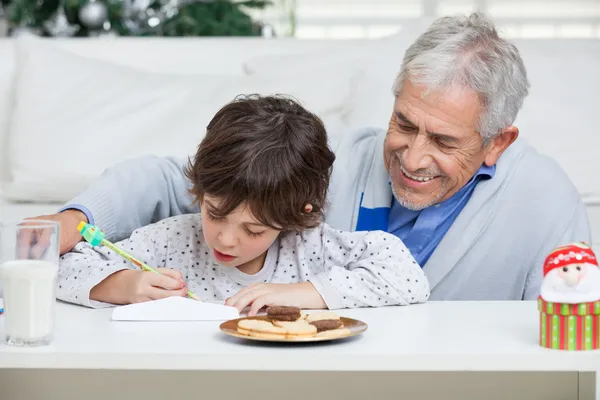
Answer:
xmin=25 ymin=156 xmax=198 ymax=255
xmin=65 ymin=155 xmax=198 ymax=242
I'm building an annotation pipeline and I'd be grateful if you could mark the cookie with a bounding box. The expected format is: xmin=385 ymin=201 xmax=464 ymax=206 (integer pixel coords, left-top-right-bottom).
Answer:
xmin=282 ymin=321 xmax=317 ymax=337
xmin=236 ymin=318 xmax=316 ymax=339
xmin=237 ymin=327 xmax=253 ymax=335
xmin=237 ymin=327 xmax=285 ymax=340
xmin=272 ymin=319 xmax=310 ymax=328
xmin=315 ymin=328 xmax=351 ymax=338
xmin=310 ymin=319 xmax=344 ymax=332
xmin=305 ymin=311 xmax=341 ymax=323
xmin=237 ymin=319 xmax=287 ymax=335
xmin=266 ymin=305 xmax=301 ymax=321
xmin=272 ymin=319 xmax=317 ymax=337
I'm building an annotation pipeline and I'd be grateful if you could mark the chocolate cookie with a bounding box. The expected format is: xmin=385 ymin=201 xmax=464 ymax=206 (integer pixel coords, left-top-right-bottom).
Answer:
xmin=315 ymin=328 xmax=351 ymax=338
xmin=266 ymin=306 xmax=301 ymax=321
xmin=310 ymin=319 xmax=344 ymax=332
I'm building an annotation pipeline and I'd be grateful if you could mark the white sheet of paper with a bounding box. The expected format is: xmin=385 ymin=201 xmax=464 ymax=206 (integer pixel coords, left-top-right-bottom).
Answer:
xmin=111 ymin=297 xmax=239 ymax=321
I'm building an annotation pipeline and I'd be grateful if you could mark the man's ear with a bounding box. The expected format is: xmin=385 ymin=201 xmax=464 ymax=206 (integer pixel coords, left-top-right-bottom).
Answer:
xmin=483 ymin=126 xmax=519 ymax=167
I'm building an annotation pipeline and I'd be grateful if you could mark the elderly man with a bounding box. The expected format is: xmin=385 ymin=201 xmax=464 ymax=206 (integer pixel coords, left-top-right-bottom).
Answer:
xmin=29 ymin=12 xmax=589 ymax=300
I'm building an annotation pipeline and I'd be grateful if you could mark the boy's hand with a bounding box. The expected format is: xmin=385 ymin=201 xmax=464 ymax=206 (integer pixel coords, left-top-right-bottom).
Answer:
xmin=225 ymin=282 xmax=327 ymax=316
xmin=90 ymin=268 xmax=188 ymax=305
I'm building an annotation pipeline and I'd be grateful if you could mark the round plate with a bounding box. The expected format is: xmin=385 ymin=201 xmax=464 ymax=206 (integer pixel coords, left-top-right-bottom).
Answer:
xmin=220 ymin=316 xmax=368 ymax=343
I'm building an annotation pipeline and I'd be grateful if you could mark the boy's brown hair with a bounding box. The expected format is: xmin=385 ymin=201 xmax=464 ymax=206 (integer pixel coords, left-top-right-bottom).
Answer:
xmin=185 ymin=94 xmax=336 ymax=232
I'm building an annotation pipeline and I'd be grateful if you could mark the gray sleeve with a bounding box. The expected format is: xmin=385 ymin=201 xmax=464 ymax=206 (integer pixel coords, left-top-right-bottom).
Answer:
xmin=523 ymin=199 xmax=592 ymax=300
xmin=56 ymin=222 xmax=168 ymax=308
xmin=306 ymin=224 xmax=431 ymax=309
xmin=64 ymin=156 xmax=198 ymax=243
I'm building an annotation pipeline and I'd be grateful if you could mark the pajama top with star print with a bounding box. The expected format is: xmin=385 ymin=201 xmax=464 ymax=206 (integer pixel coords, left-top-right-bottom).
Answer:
xmin=57 ymin=214 xmax=431 ymax=309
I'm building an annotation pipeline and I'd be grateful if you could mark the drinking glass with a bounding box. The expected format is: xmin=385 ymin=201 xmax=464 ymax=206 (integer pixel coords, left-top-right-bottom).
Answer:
xmin=0 ymin=220 xmax=60 ymax=346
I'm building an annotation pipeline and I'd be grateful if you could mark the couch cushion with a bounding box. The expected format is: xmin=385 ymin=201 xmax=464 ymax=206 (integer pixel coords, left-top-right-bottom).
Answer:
xmin=3 ymin=36 xmax=363 ymax=202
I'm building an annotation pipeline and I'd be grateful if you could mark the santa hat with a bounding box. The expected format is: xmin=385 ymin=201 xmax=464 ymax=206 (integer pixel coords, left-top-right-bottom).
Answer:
xmin=543 ymin=242 xmax=598 ymax=276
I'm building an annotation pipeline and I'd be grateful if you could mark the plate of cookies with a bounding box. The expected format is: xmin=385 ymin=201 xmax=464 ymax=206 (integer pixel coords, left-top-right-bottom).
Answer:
xmin=220 ymin=306 xmax=367 ymax=342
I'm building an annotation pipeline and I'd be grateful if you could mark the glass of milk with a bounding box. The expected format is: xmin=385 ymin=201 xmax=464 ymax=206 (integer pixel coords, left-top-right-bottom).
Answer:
xmin=0 ymin=220 xmax=60 ymax=347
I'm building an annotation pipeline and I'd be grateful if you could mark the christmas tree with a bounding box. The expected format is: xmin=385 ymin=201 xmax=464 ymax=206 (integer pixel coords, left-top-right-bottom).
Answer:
xmin=3 ymin=0 xmax=272 ymax=37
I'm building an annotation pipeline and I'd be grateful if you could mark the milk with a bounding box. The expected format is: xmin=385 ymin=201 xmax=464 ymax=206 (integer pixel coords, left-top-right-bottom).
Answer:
xmin=0 ymin=260 xmax=59 ymax=346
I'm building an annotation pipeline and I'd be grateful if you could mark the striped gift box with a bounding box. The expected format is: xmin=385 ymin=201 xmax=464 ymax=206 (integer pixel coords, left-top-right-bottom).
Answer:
xmin=538 ymin=296 xmax=600 ymax=350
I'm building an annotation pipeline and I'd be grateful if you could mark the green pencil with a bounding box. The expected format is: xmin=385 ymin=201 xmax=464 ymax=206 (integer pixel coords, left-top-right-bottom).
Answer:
xmin=77 ymin=221 xmax=201 ymax=301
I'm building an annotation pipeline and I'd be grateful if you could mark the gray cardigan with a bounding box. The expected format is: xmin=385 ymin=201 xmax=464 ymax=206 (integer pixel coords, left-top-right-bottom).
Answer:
xmin=65 ymin=128 xmax=591 ymax=301
xmin=326 ymin=128 xmax=591 ymax=300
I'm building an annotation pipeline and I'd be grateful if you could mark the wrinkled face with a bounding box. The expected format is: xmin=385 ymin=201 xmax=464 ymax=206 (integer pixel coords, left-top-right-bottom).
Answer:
xmin=201 ymin=196 xmax=280 ymax=273
xmin=557 ymin=263 xmax=588 ymax=287
xmin=385 ymin=80 xmax=506 ymax=210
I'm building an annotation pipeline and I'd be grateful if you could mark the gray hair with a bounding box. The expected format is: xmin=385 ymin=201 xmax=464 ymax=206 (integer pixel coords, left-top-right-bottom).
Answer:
xmin=392 ymin=12 xmax=530 ymax=143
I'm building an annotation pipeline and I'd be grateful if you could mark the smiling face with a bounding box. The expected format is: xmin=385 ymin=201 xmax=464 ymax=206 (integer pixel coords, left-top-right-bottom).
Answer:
xmin=385 ymin=80 xmax=518 ymax=210
xmin=201 ymin=196 xmax=281 ymax=275
xmin=557 ymin=264 xmax=588 ymax=287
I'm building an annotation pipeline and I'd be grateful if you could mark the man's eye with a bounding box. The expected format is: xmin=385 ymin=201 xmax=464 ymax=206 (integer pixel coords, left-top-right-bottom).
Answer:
xmin=435 ymin=138 xmax=454 ymax=149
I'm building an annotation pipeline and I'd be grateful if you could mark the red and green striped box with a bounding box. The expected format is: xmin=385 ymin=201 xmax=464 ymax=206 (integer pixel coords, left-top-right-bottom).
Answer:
xmin=538 ymin=296 xmax=600 ymax=350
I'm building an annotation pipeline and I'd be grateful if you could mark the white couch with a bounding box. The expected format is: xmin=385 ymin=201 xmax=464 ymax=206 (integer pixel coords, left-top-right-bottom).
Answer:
xmin=0 ymin=33 xmax=599 ymax=251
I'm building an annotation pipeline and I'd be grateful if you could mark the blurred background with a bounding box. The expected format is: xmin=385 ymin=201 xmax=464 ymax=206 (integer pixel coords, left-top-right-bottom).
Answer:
xmin=0 ymin=0 xmax=599 ymax=39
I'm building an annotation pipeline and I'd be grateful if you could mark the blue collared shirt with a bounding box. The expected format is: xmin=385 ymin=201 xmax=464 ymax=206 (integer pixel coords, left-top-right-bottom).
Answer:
xmin=388 ymin=164 xmax=496 ymax=266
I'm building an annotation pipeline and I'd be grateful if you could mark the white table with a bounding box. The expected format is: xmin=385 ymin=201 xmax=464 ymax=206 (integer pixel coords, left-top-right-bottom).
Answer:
xmin=0 ymin=301 xmax=598 ymax=400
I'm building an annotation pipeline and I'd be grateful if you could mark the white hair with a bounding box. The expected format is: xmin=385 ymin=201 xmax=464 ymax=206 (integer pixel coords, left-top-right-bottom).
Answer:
xmin=392 ymin=12 xmax=530 ymax=143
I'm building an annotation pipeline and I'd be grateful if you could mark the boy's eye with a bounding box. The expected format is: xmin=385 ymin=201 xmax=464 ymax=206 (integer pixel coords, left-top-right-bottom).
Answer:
xmin=245 ymin=228 xmax=265 ymax=237
xmin=207 ymin=213 xmax=224 ymax=221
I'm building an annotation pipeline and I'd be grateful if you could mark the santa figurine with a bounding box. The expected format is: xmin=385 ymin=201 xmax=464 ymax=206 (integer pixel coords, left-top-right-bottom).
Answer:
xmin=540 ymin=242 xmax=600 ymax=304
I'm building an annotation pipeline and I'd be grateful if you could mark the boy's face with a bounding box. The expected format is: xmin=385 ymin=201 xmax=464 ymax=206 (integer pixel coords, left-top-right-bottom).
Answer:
xmin=201 ymin=196 xmax=280 ymax=273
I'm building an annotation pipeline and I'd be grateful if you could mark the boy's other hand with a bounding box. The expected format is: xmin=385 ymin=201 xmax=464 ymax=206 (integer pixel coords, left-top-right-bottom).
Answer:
xmin=225 ymin=282 xmax=327 ymax=316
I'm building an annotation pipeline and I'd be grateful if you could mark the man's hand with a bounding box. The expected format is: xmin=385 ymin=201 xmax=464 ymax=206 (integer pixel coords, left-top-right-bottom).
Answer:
xmin=225 ymin=282 xmax=327 ymax=316
xmin=19 ymin=209 xmax=89 ymax=256
xmin=90 ymin=268 xmax=188 ymax=305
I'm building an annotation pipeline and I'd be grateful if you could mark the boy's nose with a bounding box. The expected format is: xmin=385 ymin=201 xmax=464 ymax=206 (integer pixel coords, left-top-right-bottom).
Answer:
xmin=218 ymin=230 xmax=237 ymax=248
